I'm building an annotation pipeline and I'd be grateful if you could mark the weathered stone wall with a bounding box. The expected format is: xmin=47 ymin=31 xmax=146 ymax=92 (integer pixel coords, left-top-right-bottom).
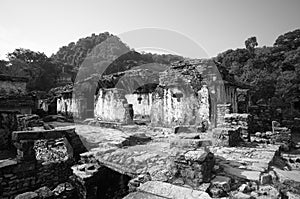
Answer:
xmin=212 ymin=127 xmax=242 ymax=147
xmin=224 ymin=113 xmax=250 ymax=141
xmin=249 ymin=105 xmax=277 ymax=133
xmin=94 ymin=88 xmax=132 ymax=123
xmin=150 ymin=85 xmax=210 ymax=127
xmin=225 ymin=85 xmax=238 ymax=113
xmin=125 ymin=93 xmax=152 ymax=119
xmin=57 ymin=94 xmax=87 ymax=119
xmin=216 ymin=104 xmax=231 ymax=128
xmin=170 ymin=148 xmax=215 ymax=188
xmin=0 ymin=128 xmax=82 ymax=198
xmin=0 ymin=159 xmax=73 ymax=198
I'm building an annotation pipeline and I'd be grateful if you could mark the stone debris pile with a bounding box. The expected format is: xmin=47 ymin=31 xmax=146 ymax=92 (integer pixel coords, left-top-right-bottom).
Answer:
xmin=14 ymin=183 xmax=76 ymax=199
xmin=34 ymin=138 xmax=69 ymax=163
xmin=251 ymin=129 xmax=291 ymax=151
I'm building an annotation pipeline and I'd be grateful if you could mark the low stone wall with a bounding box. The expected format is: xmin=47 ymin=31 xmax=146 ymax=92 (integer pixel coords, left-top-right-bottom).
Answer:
xmin=224 ymin=113 xmax=251 ymax=141
xmin=216 ymin=104 xmax=231 ymax=128
xmin=0 ymin=159 xmax=73 ymax=198
xmin=249 ymin=105 xmax=278 ymax=133
xmin=0 ymin=128 xmax=87 ymax=198
xmin=212 ymin=127 xmax=242 ymax=147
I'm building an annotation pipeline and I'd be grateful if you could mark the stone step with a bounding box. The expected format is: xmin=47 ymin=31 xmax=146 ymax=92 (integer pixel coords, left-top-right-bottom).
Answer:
xmin=137 ymin=181 xmax=212 ymax=199
xmin=221 ymin=163 xmax=261 ymax=181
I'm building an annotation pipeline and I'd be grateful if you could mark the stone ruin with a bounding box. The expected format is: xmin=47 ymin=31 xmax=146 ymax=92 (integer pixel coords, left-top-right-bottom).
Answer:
xmin=0 ymin=60 xmax=299 ymax=199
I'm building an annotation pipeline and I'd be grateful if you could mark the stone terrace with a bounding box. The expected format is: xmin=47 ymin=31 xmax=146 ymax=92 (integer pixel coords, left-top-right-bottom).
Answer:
xmin=59 ymin=122 xmax=283 ymax=198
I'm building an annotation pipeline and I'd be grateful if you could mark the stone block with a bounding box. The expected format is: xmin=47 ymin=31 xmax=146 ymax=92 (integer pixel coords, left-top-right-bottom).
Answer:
xmin=260 ymin=173 xmax=272 ymax=185
xmin=137 ymin=181 xmax=212 ymax=199
xmin=15 ymin=192 xmax=38 ymax=199
xmin=170 ymin=139 xmax=212 ymax=149
xmin=35 ymin=186 xmax=53 ymax=198
xmin=213 ymin=128 xmax=242 ymax=147
xmin=211 ymin=176 xmax=231 ymax=192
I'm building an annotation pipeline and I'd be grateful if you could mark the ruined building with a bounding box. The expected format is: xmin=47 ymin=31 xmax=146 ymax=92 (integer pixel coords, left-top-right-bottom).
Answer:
xmin=54 ymin=59 xmax=249 ymax=129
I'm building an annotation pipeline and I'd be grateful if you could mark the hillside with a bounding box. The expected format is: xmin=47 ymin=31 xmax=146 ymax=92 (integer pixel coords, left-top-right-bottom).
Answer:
xmin=214 ymin=29 xmax=300 ymax=118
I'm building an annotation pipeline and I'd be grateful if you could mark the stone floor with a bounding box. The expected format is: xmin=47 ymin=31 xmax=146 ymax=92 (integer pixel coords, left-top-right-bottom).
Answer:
xmin=51 ymin=122 xmax=300 ymax=198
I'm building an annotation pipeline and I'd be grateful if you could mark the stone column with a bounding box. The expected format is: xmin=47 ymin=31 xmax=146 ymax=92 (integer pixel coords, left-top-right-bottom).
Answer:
xmin=124 ymin=104 xmax=134 ymax=124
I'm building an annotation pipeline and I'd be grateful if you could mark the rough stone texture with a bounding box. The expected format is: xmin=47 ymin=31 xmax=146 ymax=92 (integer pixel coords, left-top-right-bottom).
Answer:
xmin=224 ymin=113 xmax=250 ymax=141
xmin=172 ymin=148 xmax=215 ymax=187
xmin=128 ymin=173 xmax=151 ymax=192
xmin=123 ymin=191 xmax=165 ymax=199
xmin=216 ymin=104 xmax=231 ymax=128
xmin=212 ymin=127 xmax=242 ymax=147
xmin=209 ymin=145 xmax=280 ymax=182
xmin=248 ymin=105 xmax=281 ymax=134
xmin=34 ymin=138 xmax=69 ymax=163
xmin=15 ymin=192 xmax=38 ymax=199
xmin=231 ymin=191 xmax=251 ymax=199
xmin=12 ymin=128 xmax=86 ymax=161
xmin=0 ymin=128 xmax=86 ymax=198
xmin=209 ymin=175 xmax=231 ymax=197
xmin=258 ymin=185 xmax=280 ymax=199
xmin=150 ymin=85 xmax=210 ymax=128
xmin=250 ymin=128 xmax=291 ymax=151
xmin=137 ymin=181 xmax=212 ymax=199
xmin=52 ymin=182 xmax=76 ymax=198
xmin=34 ymin=186 xmax=54 ymax=199
xmin=0 ymin=159 xmax=73 ymax=198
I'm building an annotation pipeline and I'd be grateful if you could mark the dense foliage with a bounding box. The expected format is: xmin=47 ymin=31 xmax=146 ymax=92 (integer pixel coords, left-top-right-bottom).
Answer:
xmin=215 ymin=29 xmax=300 ymax=117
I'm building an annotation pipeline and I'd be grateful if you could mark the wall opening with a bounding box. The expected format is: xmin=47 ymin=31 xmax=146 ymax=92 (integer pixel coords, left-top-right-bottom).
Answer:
xmin=96 ymin=167 xmax=131 ymax=199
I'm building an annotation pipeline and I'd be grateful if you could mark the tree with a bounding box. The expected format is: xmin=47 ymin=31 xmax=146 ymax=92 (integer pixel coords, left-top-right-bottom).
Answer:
xmin=245 ymin=36 xmax=258 ymax=55
xmin=6 ymin=48 xmax=61 ymax=91
xmin=274 ymin=29 xmax=300 ymax=51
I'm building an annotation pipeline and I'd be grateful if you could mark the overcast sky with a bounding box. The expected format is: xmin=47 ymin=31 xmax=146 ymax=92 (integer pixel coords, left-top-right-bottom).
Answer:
xmin=1 ymin=0 xmax=300 ymax=59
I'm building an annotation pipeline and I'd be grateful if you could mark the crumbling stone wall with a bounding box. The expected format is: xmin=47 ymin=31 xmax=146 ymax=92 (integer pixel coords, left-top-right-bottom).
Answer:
xmin=212 ymin=127 xmax=242 ymax=147
xmin=94 ymin=88 xmax=133 ymax=123
xmin=249 ymin=105 xmax=278 ymax=133
xmin=56 ymin=94 xmax=83 ymax=118
xmin=0 ymin=128 xmax=82 ymax=198
xmin=125 ymin=93 xmax=153 ymax=120
xmin=216 ymin=104 xmax=231 ymax=128
xmin=150 ymin=85 xmax=210 ymax=127
xmin=224 ymin=113 xmax=251 ymax=141
xmin=0 ymin=159 xmax=73 ymax=198
xmin=170 ymin=148 xmax=215 ymax=188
